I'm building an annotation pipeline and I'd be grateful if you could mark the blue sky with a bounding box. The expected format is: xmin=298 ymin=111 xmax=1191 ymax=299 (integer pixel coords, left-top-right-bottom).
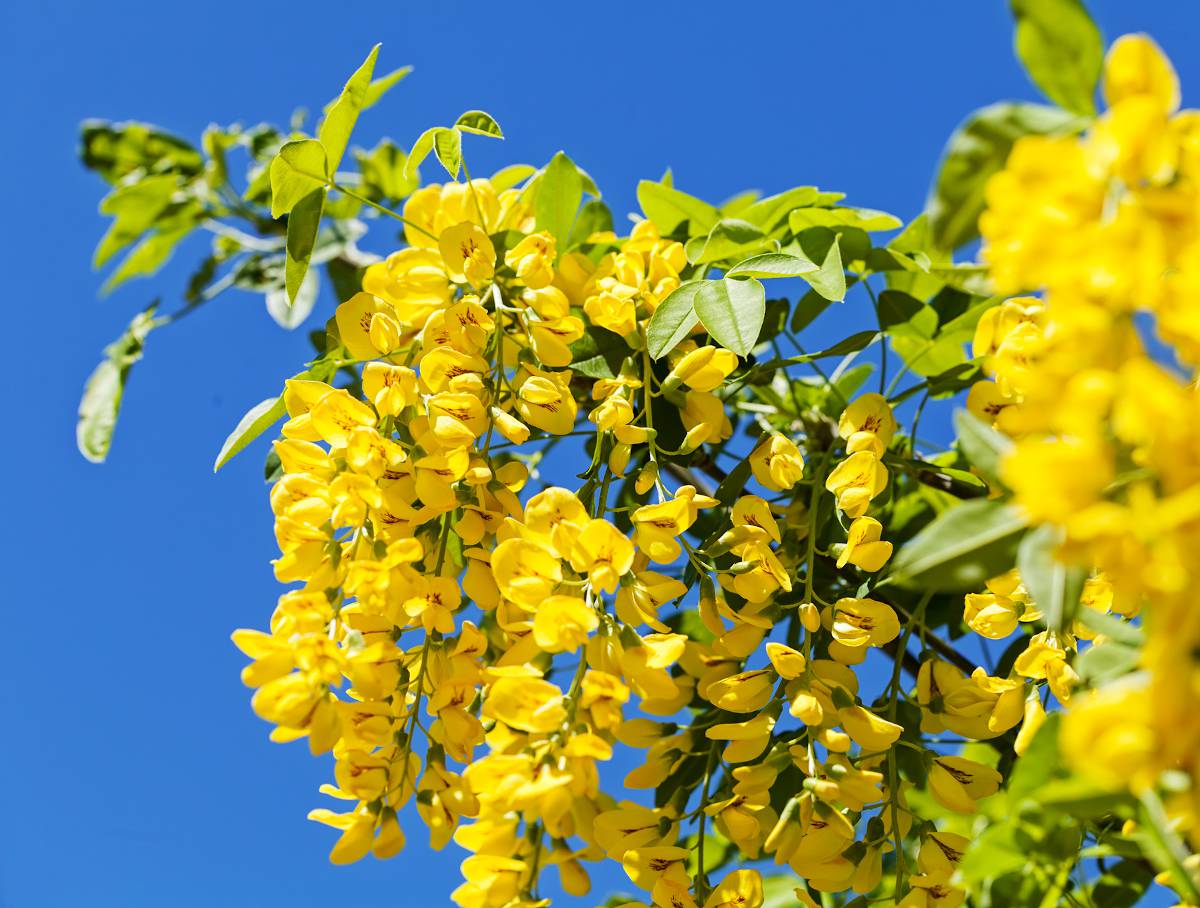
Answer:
xmin=3 ymin=1 xmax=1195 ymax=905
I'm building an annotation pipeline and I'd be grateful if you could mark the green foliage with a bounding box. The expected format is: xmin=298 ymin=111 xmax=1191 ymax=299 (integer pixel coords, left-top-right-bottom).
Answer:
xmin=535 ymin=151 xmax=584 ymax=248
xmin=1017 ymin=524 xmax=1087 ymax=632
xmin=888 ymin=499 xmax=1028 ymax=592
xmin=926 ymin=102 xmax=1082 ymax=250
xmin=1011 ymin=0 xmax=1103 ymax=115
xmin=77 ymin=305 xmax=164 ymax=463
xmin=693 ymin=278 xmax=766 ymax=357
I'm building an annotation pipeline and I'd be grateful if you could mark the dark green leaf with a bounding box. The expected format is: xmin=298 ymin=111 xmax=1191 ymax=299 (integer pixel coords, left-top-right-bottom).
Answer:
xmin=285 ymin=188 xmax=326 ymax=304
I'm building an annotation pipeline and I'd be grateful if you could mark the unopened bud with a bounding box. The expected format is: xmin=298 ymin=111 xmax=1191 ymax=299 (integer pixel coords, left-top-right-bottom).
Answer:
xmin=799 ymin=602 xmax=821 ymax=633
xmin=608 ymin=443 xmax=632 ymax=477
xmin=635 ymin=461 xmax=658 ymax=495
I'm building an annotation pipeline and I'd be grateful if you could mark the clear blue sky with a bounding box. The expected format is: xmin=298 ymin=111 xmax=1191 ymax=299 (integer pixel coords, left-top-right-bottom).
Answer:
xmin=3 ymin=1 xmax=1193 ymax=905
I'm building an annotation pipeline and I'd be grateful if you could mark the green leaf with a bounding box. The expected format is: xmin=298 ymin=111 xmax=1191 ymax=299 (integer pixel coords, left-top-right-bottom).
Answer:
xmin=270 ymin=140 xmax=329 ymax=219
xmin=266 ymin=266 xmax=319 ymax=329
xmin=888 ymin=499 xmax=1028 ymax=592
xmin=726 ymin=252 xmax=819 ymax=280
xmin=789 ymin=289 xmax=834 ymax=332
xmin=285 ymin=188 xmax=326 ymax=305
xmin=568 ymin=327 xmax=629 ymax=379
xmin=491 ymin=163 xmax=536 ymax=193
xmin=433 ymin=127 xmax=462 ymax=179
xmin=1078 ymin=609 xmax=1144 ymax=647
xmin=318 ymin=44 xmax=380 ymax=175
xmin=80 ymin=120 xmax=203 ymax=185
xmin=684 ymin=219 xmax=769 ymax=265
xmin=214 ymin=396 xmax=287 ymax=472
xmin=363 ymin=65 xmax=412 ymax=109
xmin=356 ymin=140 xmax=418 ymax=200
xmin=927 ymin=102 xmax=1082 ymax=250
xmin=694 ymin=278 xmax=766 ymax=358
xmin=1017 ymin=523 xmax=1087 ymax=632
xmin=736 ymin=186 xmax=825 ymax=231
xmin=1006 ymin=712 xmax=1062 ymax=804
xmin=961 ymin=822 xmax=1029 ymax=884
xmin=93 ymin=174 xmax=180 ymax=268
xmin=405 ymin=126 xmax=441 ymax=181
xmin=567 ymin=199 xmax=613 ymax=248
xmin=646 ymin=281 xmax=703 ymax=359
xmin=714 ymin=456 xmax=754 ymax=507
xmin=637 ymin=180 xmax=719 ymax=235
xmin=788 ymin=206 xmax=902 ymax=233
xmin=101 ymin=214 xmax=197 ymax=294
xmin=954 ymin=409 xmax=1013 ymax=486
xmin=1076 ymin=639 xmax=1140 ymax=686
xmin=802 ymin=237 xmax=846 ymax=302
xmin=455 ymin=110 xmax=504 ymax=138
xmin=1011 ymin=0 xmax=1103 ymax=115
xmin=77 ymin=305 xmax=163 ymax=463
xmin=536 ymin=151 xmax=584 ymax=248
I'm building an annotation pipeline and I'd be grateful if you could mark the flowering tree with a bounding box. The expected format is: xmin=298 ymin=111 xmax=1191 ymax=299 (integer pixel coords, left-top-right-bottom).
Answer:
xmin=77 ymin=4 xmax=1200 ymax=906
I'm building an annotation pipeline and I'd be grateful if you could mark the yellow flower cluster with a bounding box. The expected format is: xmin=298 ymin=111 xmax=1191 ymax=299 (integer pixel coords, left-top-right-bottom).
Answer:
xmin=234 ymin=166 xmax=1042 ymax=906
xmin=980 ymin=34 xmax=1200 ymax=844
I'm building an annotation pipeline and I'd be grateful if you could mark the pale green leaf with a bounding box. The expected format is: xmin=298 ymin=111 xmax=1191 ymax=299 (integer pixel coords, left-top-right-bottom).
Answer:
xmin=646 ymin=281 xmax=703 ymax=359
xmin=77 ymin=305 xmax=163 ymax=463
xmin=888 ymin=499 xmax=1028 ymax=591
xmin=1012 ymin=0 xmax=1103 ymax=115
xmin=455 ymin=109 xmax=504 ymax=138
xmin=801 ymin=236 xmax=846 ymax=301
xmin=789 ymin=206 xmax=902 ymax=232
xmin=318 ymin=44 xmax=380 ymax=175
xmin=433 ymin=127 xmax=462 ymax=179
xmin=266 ymin=266 xmax=319 ymax=329
xmin=954 ymin=409 xmax=1013 ymax=486
xmin=269 ymin=140 xmax=328 ymax=219
xmin=727 ymin=252 xmax=819 ymax=279
xmin=927 ymin=102 xmax=1082 ymax=250
xmin=535 ymin=151 xmax=583 ymax=248
xmin=1018 ymin=523 xmax=1087 ymax=631
xmin=637 ymin=180 xmax=719 ymax=235
xmin=214 ymin=396 xmax=287 ymax=472
xmin=683 ymin=219 xmax=769 ymax=265
xmin=694 ymin=278 xmax=766 ymax=358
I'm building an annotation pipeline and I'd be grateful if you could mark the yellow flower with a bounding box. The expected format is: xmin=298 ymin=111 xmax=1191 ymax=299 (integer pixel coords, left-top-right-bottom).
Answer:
xmin=569 ymin=518 xmax=635 ymax=593
xmin=838 ymin=705 xmax=903 ymax=751
xmin=706 ymin=669 xmax=774 ymax=713
xmin=514 ymin=366 xmax=577 ymax=435
xmin=825 ymin=451 xmax=888 ymax=517
xmin=663 ymin=345 xmax=740 ymax=393
xmin=630 ymin=486 xmax=715 ymax=563
xmin=335 ymin=292 xmax=402 ymax=361
xmin=829 ymin=598 xmax=900 ymax=649
xmin=749 ymin=433 xmax=805 ymax=491
xmin=1103 ymin=33 xmax=1179 ymax=114
xmin=310 ymin=388 xmax=378 ymax=447
xmin=680 ymin=391 xmax=733 ymax=447
xmin=836 ymin=517 xmax=892 ymax=571
xmin=704 ymin=869 xmax=763 ymax=908
xmin=306 ymin=806 xmax=379 ymax=865
xmin=483 ymin=676 xmax=566 ymax=734
xmin=928 ymin=756 xmax=1002 ymax=814
xmin=490 ymin=537 xmax=562 ymax=609
xmin=362 ymin=362 xmax=418 ymax=416
xmin=504 ymin=231 xmax=556 ymax=289
xmin=532 ymin=595 xmax=598 ymax=653
xmin=439 ymin=221 xmax=496 ymax=287
xmin=706 ymin=713 xmax=775 ymax=763
xmin=838 ymin=393 xmax=896 ymax=456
